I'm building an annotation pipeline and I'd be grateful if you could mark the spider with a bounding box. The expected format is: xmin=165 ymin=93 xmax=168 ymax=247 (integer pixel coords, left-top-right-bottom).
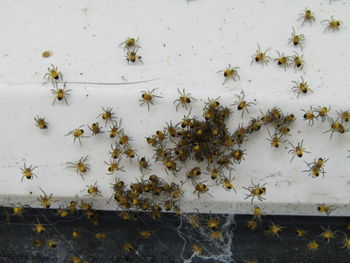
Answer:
xmin=139 ymin=89 xmax=163 ymax=111
xmin=173 ymin=88 xmax=196 ymax=111
xmin=243 ymin=180 xmax=266 ymax=204
xmin=119 ymin=37 xmax=140 ymax=50
xmin=44 ymin=64 xmax=63 ymax=83
xmin=51 ymin=82 xmax=71 ymax=105
xmin=251 ymin=44 xmax=270 ymax=65
xmin=126 ymin=48 xmax=143 ymax=64
xmin=217 ymin=64 xmax=240 ymax=84
xmin=298 ymin=8 xmax=315 ymax=26
xmin=231 ymin=91 xmax=255 ymax=117
xmin=322 ymin=16 xmax=342 ymax=32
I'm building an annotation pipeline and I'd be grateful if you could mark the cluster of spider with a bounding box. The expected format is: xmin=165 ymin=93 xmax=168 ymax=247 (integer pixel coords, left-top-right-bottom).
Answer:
xmin=111 ymin=175 xmax=182 ymax=219
xmin=243 ymin=206 xmax=350 ymax=255
xmin=6 ymin=200 xmax=150 ymax=262
xmin=182 ymin=213 xmax=233 ymax=259
xmin=119 ymin=37 xmax=143 ymax=64
xmin=218 ymin=9 xmax=343 ymax=102
xmin=43 ymin=64 xmax=73 ymax=108
xmin=27 ymin=79 xmax=350 ymax=216
xmin=144 ymin=93 xmax=308 ymax=203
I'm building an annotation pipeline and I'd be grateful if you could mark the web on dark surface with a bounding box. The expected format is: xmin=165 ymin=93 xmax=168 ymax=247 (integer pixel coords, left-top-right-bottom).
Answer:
xmin=2 ymin=207 xmax=350 ymax=263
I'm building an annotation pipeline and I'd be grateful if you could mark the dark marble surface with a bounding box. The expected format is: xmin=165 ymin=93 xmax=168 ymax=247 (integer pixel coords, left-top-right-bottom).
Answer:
xmin=1 ymin=208 xmax=350 ymax=263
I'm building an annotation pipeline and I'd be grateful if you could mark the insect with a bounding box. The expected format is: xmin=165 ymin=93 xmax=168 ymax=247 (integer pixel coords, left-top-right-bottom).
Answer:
xmin=139 ymin=88 xmax=163 ymax=111
xmin=243 ymin=180 xmax=266 ymax=203
xmin=44 ymin=64 xmax=63 ymax=83
xmin=105 ymin=159 xmax=124 ymax=175
xmin=267 ymin=129 xmax=285 ymax=148
xmin=47 ymin=239 xmax=57 ymax=248
xmin=20 ymin=163 xmax=38 ymax=182
xmin=338 ymin=110 xmax=350 ymax=122
xmin=34 ymin=116 xmax=48 ymax=129
xmin=66 ymin=156 xmax=89 ymax=179
xmin=340 ymin=233 xmax=350 ymax=249
xmin=265 ymin=222 xmax=284 ymax=239
xmin=193 ymin=182 xmax=210 ymax=198
xmin=288 ymin=27 xmax=305 ymax=49
xmin=301 ymin=106 xmax=317 ymax=126
xmin=275 ymin=51 xmax=290 ymax=70
xmin=119 ymin=37 xmax=140 ymax=50
xmin=122 ymin=242 xmax=133 ymax=252
xmin=324 ymin=118 xmax=348 ymax=139
xmin=288 ymin=140 xmax=310 ymax=162
xmin=38 ymin=188 xmax=53 ymax=209
xmin=126 ymin=49 xmax=143 ymax=64
xmin=173 ymin=88 xmax=196 ymax=111
xmin=108 ymin=119 xmax=122 ymax=138
xmin=51 ymin=82 xmax=71 ymax=105
xmin=139 ymin=230 xmax=152 ymax=239
xmin=315 ymin=106 xmax=330 ymax=122
xmin=86 ymin=182 xmax=102 ymax=197
xmin=251 ymin=44 xmax=270 ymax=65
xmin=322 ymin=16 xmax=342 ymax=32
xmin=231 ymin=91 xmax=255 ymax=117
xmin=65 ymin=125 xmax=86 ymax=146
xmin=296 ymin=228 xmax=307 ymax=238
xmin=97 ymin=107 xmax=115 ymax=126
xmin=217 ymin=64 xmax=240 ymax=84
xmin=292 ymin=77 xmax=312 ymax=98
xmin=320 ymin=226 xmax=337 ymax=243
xmin=292 ymin=52 xmax=304 ymax=69
xmin=298 ymin=8 xmax=315 ymax=26
xmin=88 ymin=122 xmax=104 ymax=135
xmin=307 ymin=240 xmax=319 ymax=251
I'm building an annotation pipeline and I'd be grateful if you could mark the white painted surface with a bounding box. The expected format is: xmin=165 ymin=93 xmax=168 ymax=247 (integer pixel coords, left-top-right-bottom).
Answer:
xmin=0 ymin=0 xmax=350 ymax=215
